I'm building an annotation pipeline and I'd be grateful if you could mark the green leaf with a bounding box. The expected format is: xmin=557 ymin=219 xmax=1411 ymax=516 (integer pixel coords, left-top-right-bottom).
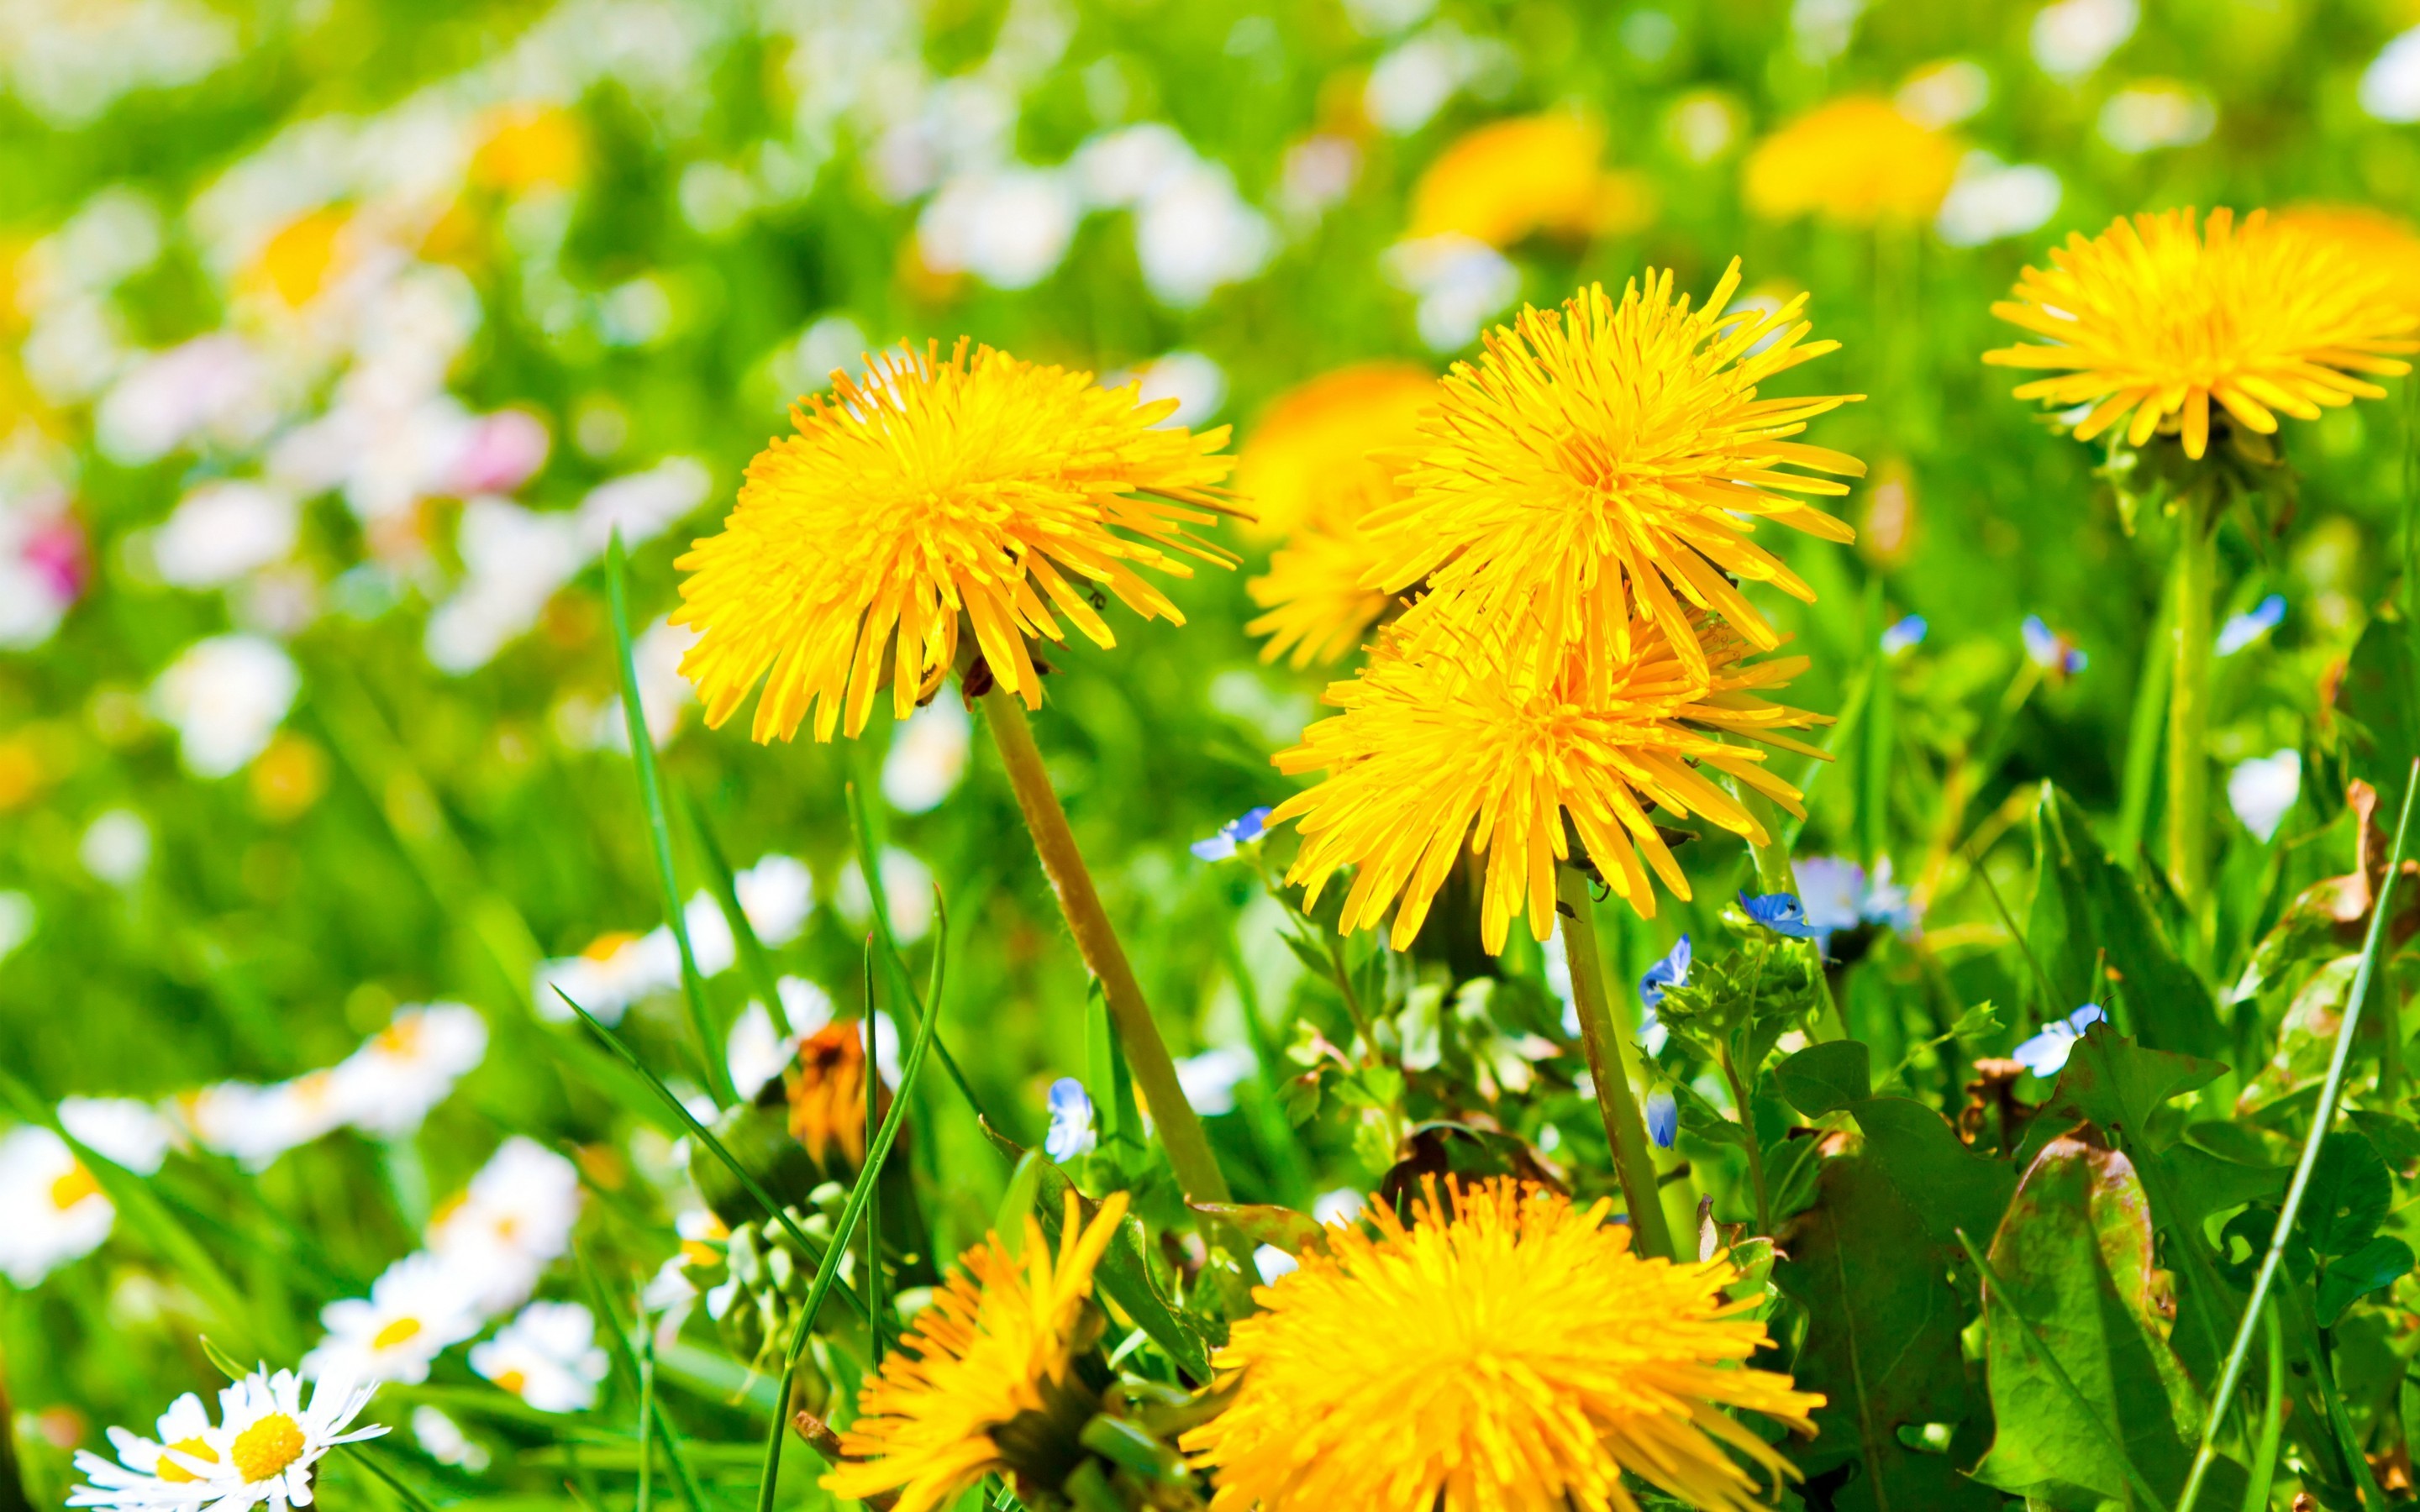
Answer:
xmin=1845 ymin=1097 xmax=2016 ymax=1247
xmin=2346 ymin=1110 xmax=2420 ymax=1168
xmin=2039 ymin=1021 xmax=2227 ymax=1147
xmin=2164 ymin=1144 xmax=2290 ymax=1230
xmin=1971 ymin=1135 xmax=2238 ymax=1509
xmin=1775 ymin=1147 xmax=1998 ymax=1512
xmin=2316 ymin=1235 xmax=2415 ymax=1326
xmin=2295 ymin=1130 xmax=2391 ymax=1259
xmin=1667 ymin=1079 xmax=1749 ymax=1147
xmin=2028 ymin=783 xmax=2224 ymax=1057
xmin=2339 ymin=613 xmax=2420 ymax=820
xmin=1776 ymin=1040 xmax=1872 ymax=1117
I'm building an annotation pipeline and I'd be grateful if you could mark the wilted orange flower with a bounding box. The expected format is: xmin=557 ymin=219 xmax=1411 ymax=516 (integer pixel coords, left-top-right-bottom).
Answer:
xmin=785 ymin=1022 xmax=884 ymax=1168
xmin=1985 ymin=207 xmax=2420 ymax=459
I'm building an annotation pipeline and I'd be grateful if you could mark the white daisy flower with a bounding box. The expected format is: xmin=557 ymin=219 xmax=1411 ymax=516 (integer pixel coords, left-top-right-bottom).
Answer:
xmin=71 ymin=1366 xmax=386 ymax=1510
xmin=329 ymin=1004 xmax=488 ymax=1138
xmin=58 ymin=1097 xmax=175 ymax=1175
xmin=302 ymin=1254 xmax=484 ymax=1386
xmin=470 ymin=1301 xmax=609 ymax=1413
xmin=180 ymin=1072 xmax=350 ymax=1170
xmin=69 ymin=1389 xmax=220 ymax=1506
xmin=0 ymin=1124 xmax=115 ymax=1286
xmin=425 ymin=1138 xmax=581 ymax=1315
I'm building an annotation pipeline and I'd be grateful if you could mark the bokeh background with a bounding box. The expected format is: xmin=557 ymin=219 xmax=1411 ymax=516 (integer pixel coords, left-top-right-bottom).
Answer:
xmin=6 ymin=0 xmax=2420 ymax=1499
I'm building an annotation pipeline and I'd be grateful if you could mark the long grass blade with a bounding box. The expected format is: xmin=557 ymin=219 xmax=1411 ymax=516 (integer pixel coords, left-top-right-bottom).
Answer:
xmin=1954 ymin=1228 xmax=2167 ymax=1512
xmin=604 ymin=528 xmax=734 ymax=1106
xmin=755 ymin=892 xmax=950 ymax=1512
xmin=2175 ymin=754 xmax=2420 ymax=1512
xmin=844 ymin=774 xmax=991 ymax=1122
xmin=635 ymin=1295 xmax=657 ymax=1512
xmin=555 ymin=990 xmax=867 ymax=1324
xmin=864 ymin=944 xmax=884 ymax=1370
xmin=340 ymin=1442 xmax=439 ymax=1512
xmin=2238 ymin=1297 xmax=2283 ymax=1512
xmin=686 ymin=787 xmax=791 ymax=1034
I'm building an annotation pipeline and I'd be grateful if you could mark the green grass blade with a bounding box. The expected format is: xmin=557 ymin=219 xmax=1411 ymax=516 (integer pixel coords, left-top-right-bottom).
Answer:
xmin=863 ymin=945 xmax=884 ymax=1370
xmin=1968 ymin=823 xmax=2065 ymax=1017
xmin=554 ymin=990 xmax=867 ymax=1325
xmin=634 ymin=1299 xmax=656 ymax=1512
xmin=2238 ymin=1298 xmax=2282 ymax=1512
xmin=844 ymin=774 xmax=992 ymax=1124
xmin=1954 ymin=1228 xmax=2168 ymax=1512
xmin=686 ymin=787 xmax=791 ymax=1035
xmin=340 ymin=1442 xmax=440 ymax=1512
xmin=756 ymin=893 xmax=950 ymax=1512
xmin=604 ymin=528 xmax=734 ymax=1107
xmin=2175 ymin=754 xmax=2420 ymax=1512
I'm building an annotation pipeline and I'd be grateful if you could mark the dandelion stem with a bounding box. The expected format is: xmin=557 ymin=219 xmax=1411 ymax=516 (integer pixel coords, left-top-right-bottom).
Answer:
xmin=979 ymin=687 xmax=1232 ymax=1205
xmin=1718 ymin=1043 xmax=1773 ymax=1236
xmin=1555 ymin=864 xmax=1676 ymax=1263
xmin=1732 ymin=780 xmax=1848 ymax=1042
xmin=2166 ymin=487 xmax=2217 ymax=935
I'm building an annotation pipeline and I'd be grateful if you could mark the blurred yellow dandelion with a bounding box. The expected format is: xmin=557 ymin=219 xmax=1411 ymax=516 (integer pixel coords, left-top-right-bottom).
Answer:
xmin=1409 ymin=112 xmax=1655 ymax=249
xmin=823 ymin=1190 xmax=1128 ymax=1512
xmin=1984 ymin=207 xmax=2420 ymax=459
xmin=1743 ymin=97 xmax=1960 ymax=226
xmin=1269 ymin=612 xmax=1823 ymax=952
xmin=1366 ymin=266 xmax=1862 ymax=686
xmin=674 ymin=339 xmax=1236 ymax=742
xmin=1247 ymin=516 xmax=1394 ymax=668
xmin=2273 ymin=203 xmax=2420 ymax=323
xmin=1181 ymin=1178 xmax=1822 ymax=1512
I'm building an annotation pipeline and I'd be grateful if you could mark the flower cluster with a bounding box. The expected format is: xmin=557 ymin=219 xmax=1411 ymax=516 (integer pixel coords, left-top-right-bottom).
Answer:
xmin=1264 ymin=261 xmax=1860 ymax=948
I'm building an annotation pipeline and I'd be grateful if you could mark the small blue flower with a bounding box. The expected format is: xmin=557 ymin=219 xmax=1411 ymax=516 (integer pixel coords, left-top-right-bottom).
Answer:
xmin=2215 ymin=593 xmax=2286 ymax=656
xmin=1738 ymin=890 xmax=1823 ymax=939
xmin=1190 ymin=806 xmax=1273 ymax=862
xmin=1645 ymin=1090 xmax=1679 ymax=1149
xmin=1044 ymin=1077 xmax=1097 ymax=1162
xmin=2011 ymin=1004 xmax=2107 ymax=1079
xmin=1879 ymin=614 xmax=1928 ymax=656
xmin=2022 ymin=615 xmax=2088 ymax=675
xmin=1639 ymin=935 xmax=1691 ymax=1010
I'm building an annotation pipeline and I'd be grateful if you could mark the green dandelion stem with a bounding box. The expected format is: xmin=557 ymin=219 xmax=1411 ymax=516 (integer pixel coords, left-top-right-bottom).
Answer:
xmin=2165 ymin=485 xmax=2218 ymax=937
xmin=1554 ymin=863 xmax=1676 ymax=1263
xmin=978 ymin=685 xmax=1232 ymax=1205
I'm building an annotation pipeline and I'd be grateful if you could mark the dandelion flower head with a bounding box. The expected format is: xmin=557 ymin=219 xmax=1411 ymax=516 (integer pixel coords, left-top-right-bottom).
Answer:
xmin=675 ymin=339 xmax=1236 ymax=743
xmin=1270 ymin=611 xmax=1824 ymax=952
xmin=1984 ymin=207 xmax=2419 ymax=459
xmin=1743 ymin=97 xmax=1961 ymax=226
xmin=2272 ymin=203 xmax=2420 ymax=323
xmin=823 ymin=1189 xmax=1130 ymax=1512
xmin=1409 ymin=112 xmax=1655 ymax=249
xmin=1181 ymin=1178 xmax=1822 ymax=1512
xmin=1365 ymin=265 xmax=1862 ymax=686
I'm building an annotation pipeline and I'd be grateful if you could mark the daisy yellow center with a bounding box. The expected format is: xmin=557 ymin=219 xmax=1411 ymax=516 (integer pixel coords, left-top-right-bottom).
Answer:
xmin=156 ymin=1436 xmax=218 ymax=1483
xmin=493 ymin=1368 xmax=529 ymax=1396
xmin=371 ymin=1316 xmax=423 ymax=1351
xmin=48 ymin=1163 xmax=99 ymax=1210
xmin=375 ymin=1017 xmax=423 ymax=1056
xmin=231 ymin=1414 xmax=307 ymax=1483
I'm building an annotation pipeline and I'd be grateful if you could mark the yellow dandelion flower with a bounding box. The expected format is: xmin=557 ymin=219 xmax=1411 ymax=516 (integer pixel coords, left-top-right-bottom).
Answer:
xmin=1365 ymin=266 xmax=1862 ymax=687
xmin=1182 ymin=1178 xmax=1823 ymax=1512
xmin=1236 ymin=363 xmax=1431 ymax=666
xmin=1409 ymin=112 xmax=1655 ymax=249
xmin=471 ymin=104 xmax=587 ymax=194
xmin=674 ymin=339 xmax=1236 ymax=742
xmin=2272 ymin=205 xmax=2420 ymax=324
xmin=1234 ymin=361 xmax=1432 ymax=544
xmin=1269 ymin=612 xmax=1823 ymax=952
xmin=824 ymin=1189 xmax=1129 ymax=1512
xmin=1247 ymin=515 xmax=1393 ymax=669
xmin=1984 ymin=207 xmax=2420 ymax=459
xmin=1742 ymin=97 xmax=1960 ymax=226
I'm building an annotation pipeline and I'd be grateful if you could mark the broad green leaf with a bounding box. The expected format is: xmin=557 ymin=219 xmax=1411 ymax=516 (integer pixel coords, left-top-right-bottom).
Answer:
xmin=1972 ymin=1136 xmax=2235 ymax=1509
xmin=1846 ymin=1097 xmax=2016 ymax=1247
xmin=2029 ymin=784 xmax=2223 ymax=1057
xmin=1187 ymin=1202 xmax=1330 ymax=1257
xmin=2163 ymin=1143 xmax=2289 ymax=1230
xmin=2339 ymin=613 xmax=2420 ymax=821
xmin=1776 ymin=1040 xmax=1872 ymax=1117
xmin=2039 ymin=1022 xmax=2227 ymax=1148
xmin=2347 ymin=1109 xmax=2420 ymax=1168
xmin=1668 ymin=1078 xmax=1749 ymax=1147
xmin=1775 ymin=1147 xmax=1998 ymax=1512
xmin=2316 ymin=1235 xmax=2415 ymax=1326
xmin=2295 ymin=1130 xmax=2391 ymax=1259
